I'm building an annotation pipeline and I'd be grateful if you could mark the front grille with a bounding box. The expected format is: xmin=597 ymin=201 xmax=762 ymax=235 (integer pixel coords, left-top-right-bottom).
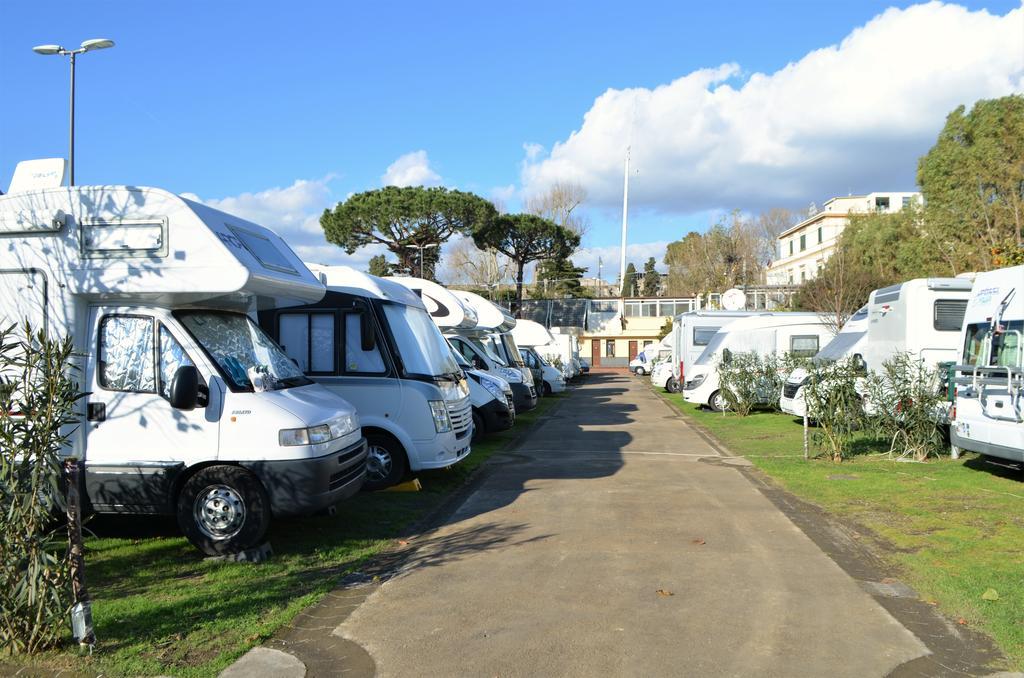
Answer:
xmin=447 ymin=397 xmax=472 ymax=439
xmin=783 ymin=383 xmax=800 ymax=399
xmin=505 ymin=395 xmax=514 ymax=412
xmin=329 ymin=462 xmax=365 ymax=491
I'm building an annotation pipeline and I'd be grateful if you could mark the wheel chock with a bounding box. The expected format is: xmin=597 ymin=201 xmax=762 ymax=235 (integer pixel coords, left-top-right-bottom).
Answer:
xmin=385 ymin=478 xmax=422 ymax=492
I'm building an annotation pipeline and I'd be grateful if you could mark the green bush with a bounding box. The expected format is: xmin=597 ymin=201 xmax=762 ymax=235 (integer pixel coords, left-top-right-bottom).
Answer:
xmin=864 ymin=352 xmax=947 ymax=461
xmin=0 ymin=323 xmax=83 ymax=654
xmin=802 ymin=357 xmax=866 ymax=462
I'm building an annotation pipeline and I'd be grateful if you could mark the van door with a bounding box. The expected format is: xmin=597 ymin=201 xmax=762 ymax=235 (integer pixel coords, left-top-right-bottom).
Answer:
xmin=84 ymin=307 xmax=221 ymax=513
xmin=983 ymin=321 xmax=1023 ymax=455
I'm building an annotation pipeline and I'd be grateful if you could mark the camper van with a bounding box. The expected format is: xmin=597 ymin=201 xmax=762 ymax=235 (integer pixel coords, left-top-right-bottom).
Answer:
xmin=682 ymin=314 xmax=833 ymax=411
xmin=0 ymin=166 xmax=367 ymax=555
xmin=538 ymin=329 xmax=581 ymax=381
xmin=448 ymin=342 xmax=515 ymax=440
xmin=671 ymin=311 xmax=763 ymax=391
xmin=779 ymin=306 xmax=869 ymax=418
xmin=390 ymin=278 xmax=538 ymax=413
xmin=950 ymin=266 xmax=1022 ymax=463
xmin=512 ymin=319 xmax=566 ymax=395
xmin=257 ymin=266 xmax=473 ymax=490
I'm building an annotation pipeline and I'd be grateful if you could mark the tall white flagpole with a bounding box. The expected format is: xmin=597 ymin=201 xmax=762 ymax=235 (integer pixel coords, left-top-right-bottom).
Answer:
xmin=619 ymin=145 xmax=630 ymax=293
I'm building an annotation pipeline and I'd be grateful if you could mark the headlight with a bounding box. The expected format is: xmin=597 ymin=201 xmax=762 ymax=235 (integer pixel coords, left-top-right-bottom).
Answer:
xmin=429 ymin=400 xmax=452 ymax=433
xmin=498 ymin=367 xmax=522 ymax=383
xmin=685 ymin=373 xmax=706 ymax=389
xmin=481 ymin=377 xmax=505 ymax=400
xmin=279 ymin=413 xmax=358 ymax=447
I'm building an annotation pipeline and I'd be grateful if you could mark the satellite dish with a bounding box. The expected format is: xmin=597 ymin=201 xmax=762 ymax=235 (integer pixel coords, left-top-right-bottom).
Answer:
xmin=721 ymin=288 xmax=747 ymax=311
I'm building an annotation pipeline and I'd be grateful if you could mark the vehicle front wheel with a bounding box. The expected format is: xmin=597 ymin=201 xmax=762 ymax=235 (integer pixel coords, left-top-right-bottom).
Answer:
xmin=635 ymin=367 xmax=646 ymax=376
xmin=543 ymin=381 xmax=553 ymax=397
xmin=363 ymin=433 xmax=409 ymax=491
xmin=709 ymin=390 xmax=729 ymax=413
xmin=177 ymin=465 xmax=270 ymax=556
xmin=472 ymin=410 xmax=485 ymax=442
xmin=666 ymin=377 xmax=677 ymax=393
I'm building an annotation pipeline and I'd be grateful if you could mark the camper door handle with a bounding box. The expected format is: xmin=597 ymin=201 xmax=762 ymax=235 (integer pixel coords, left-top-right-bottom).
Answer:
xmin=87 ymin=402 xmax=106 ymax=422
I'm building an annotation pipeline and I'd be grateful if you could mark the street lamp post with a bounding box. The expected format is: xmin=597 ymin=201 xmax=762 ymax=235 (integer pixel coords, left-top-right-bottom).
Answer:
xmin=33 ymin=39 xmax=115 ymax=186
xmin=404 ymin=243 xmax=439 ymax=278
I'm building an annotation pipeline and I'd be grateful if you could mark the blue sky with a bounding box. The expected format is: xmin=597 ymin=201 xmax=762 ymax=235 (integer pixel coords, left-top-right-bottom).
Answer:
xmin=2 ymin=1 xmax=1022 ymax=279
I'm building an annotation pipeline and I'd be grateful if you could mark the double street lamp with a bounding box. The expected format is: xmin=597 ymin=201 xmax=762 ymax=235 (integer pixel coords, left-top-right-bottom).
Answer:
xmin=403 ymin=242 xmax=439 ymax=278
xmin=32 ymin=38 xmax=115 ymax=186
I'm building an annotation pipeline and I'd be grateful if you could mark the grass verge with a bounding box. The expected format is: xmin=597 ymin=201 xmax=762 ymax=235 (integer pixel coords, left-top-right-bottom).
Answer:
xmin=657 ymin=389 xmax=1024 ymax=671
xmin=5 ymin=393 xmax=564 ymax=678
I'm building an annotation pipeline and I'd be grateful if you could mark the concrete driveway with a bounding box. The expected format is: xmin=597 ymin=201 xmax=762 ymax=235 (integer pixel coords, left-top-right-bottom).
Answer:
xmin=332 ymin=372 xmax=938 ymax=677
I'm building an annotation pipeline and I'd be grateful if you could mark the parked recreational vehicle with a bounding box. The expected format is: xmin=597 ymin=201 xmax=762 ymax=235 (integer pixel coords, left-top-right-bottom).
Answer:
xmin=683 ymin=314 xmax=832 ymax=411
xmin=449 ymin=342 xmax=515 ymax=440
xmin=390 ymin=278 xmax=538 ymax=413
xmin=779 ymin=306 xmax=869 ymax=418
xmin=513 ymin=319 xmax=566 ymax=395
xmin=539 ymin=329 xmax=581 ymax=381
xmin=258 ymin=266 xmax=472 ymax=490
xmin=950 ymin=266 xmax=1023 ymax=462
xmin=0 ymin=168 xmax=367 ymax=555
xmin=671 ymin=311 xmax=763 ymax=391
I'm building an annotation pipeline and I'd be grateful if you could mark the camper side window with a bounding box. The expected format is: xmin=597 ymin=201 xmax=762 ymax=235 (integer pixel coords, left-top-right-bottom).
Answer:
xmin=158 ymin=326 xmax=196 ymax=399
xmin=789 ymin=335 xmax=819 ymax=358
xmin=343 ymin=314 xmax=386 ymax=374
xmin=278 ymin=312 xmax=336 ymax=374
xmin=693 ymin=327 xmax=717 ymax=346
xmin=99 ymin=316 xmax=156 ymax=393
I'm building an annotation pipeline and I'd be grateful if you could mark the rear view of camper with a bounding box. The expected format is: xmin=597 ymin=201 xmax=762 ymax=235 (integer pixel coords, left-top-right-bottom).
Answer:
xmin=0 ymin=175 xmax=368 ymax=555
xmin=951 ymin=266 xmax=1023 ymax=463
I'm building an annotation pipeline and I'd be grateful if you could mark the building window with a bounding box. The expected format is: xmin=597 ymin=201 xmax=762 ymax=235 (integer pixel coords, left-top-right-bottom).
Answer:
xmin=788 ymin=272 xmax=794 ymax=284
xmin=902 ymin=196 xmax=912 ymax=208
xmin=800 ymin=268 xmax=806 ymax=282
xmin=799 ymin=234 xmax=806 ymax=251
xmin=875 ymin=196 xmax=890 ymax=211
xmin=605 ymin=340 xmax=615 ymax=357
xmin=817 ymin=226 xmax=823 ymax=243
xmin=789 ymin=240 xmax=794 ymax=256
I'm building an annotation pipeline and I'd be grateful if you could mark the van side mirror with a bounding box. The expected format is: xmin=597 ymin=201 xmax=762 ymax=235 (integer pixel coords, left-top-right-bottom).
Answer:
xmin=852 ymin=353 xmax=867 ymax=373
xmin=360 ymin=312 xmax=376 ymax=351
xmin=169 ymin=365 xmax=201 ymax=410
xmin=472 ymin=354 xmax=487 ymax=370
xmin=722 ymin=348 xmax=732 ymax=364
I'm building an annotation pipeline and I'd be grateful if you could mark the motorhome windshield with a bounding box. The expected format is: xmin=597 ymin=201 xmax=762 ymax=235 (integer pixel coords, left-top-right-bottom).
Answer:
xmin=176 ymin=311 xmax=311 ymax=391
xmin=384 ymin=303 xmax=461 ymax=379
xmin=478 ymin=335 xmax=509 ymax=366
xmin=696 ymin=332 xmax=728 ymax=365
xmin=814 ymin=331 xmax=865 ymax=364
xmin=499 ymin=333 xmax=527 ymax=367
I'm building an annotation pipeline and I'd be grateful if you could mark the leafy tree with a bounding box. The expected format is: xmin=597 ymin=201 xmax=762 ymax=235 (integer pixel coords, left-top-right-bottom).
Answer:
xmin=321 ymin=186 xmax=498 ymax=280
xmin=620 ymin=262 xmax=638 ymax=297
xmin=535 ymin=257 xmax=588 ymax=298
xmin=641 ymin=257 xmax=660 ymax=296
xmin=473 ymin=214 xmax=580 ymax=316
xmin=664 ymin=210 xmax=764 ymax=296
xmin=658 ymin=316 xmax=673 ymax=339
xmin=917 ymin=95 xmax=1024 ymax=274
xmin=367 ymin=254 xmax=393 ymax=277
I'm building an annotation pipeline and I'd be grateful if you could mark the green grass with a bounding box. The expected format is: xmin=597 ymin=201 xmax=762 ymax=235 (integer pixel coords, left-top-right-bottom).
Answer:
xmin=6 ymin=394 xmax=564 ymax=678
xmin=658 ymin=390 xmax=1024 ymax=670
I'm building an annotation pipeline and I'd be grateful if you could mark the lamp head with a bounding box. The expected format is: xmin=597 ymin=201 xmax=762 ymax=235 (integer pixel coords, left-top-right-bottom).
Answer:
xmin=32 ymin=44 xmax=64 ymax=55
xmin=81 ymin=38 xmax=115 ymax=51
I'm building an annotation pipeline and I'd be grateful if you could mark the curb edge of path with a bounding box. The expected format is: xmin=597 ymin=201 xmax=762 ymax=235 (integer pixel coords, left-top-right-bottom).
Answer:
xmin=648 ymin=384 xmax=1013 ymax=678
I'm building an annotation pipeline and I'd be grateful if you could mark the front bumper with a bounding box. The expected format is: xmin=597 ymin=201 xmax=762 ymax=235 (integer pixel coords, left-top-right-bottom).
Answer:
xmin=477 ymin=398 xmax=514 ymax=435
xmin=511 ymin=382 xmax=538 ymax=412
xmin=241 ymin=437 xmax=368 ymax=517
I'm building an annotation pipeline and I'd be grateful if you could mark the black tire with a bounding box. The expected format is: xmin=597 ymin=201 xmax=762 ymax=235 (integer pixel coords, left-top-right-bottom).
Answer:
xmin=543 ymin=381 xmax=553 ymax=397
xmin=708 ymin=390 xmax=729 ymax=413
xmin=177 ymin=465 xmax=270 ymax=556
xmin=666 ymin=377 xmax=678 ymax=393
xmin=363 ymin=432 xmax=408 ymax=491
xmin=472 ymin=410 xmax=485 ymax=442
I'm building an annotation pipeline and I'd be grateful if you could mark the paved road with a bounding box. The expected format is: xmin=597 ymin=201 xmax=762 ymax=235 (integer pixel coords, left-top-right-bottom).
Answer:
xmin=336 ymin=372 xmax=929 ymax=677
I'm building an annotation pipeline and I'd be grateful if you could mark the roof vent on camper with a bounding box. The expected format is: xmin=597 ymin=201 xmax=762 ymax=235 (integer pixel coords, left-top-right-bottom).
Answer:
xmin=8 ymin=159 xmax=67 ymax=194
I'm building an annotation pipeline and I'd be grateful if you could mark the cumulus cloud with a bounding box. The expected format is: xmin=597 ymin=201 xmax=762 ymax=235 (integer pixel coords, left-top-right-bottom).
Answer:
xmin=183 ymin=176 xmax=372 ymax=267
xmin=570 ymin=241 xmax=671 ymax=280
xmin=381 ymin=150 xmax=442 ymax=187
xmin=522 ymin=2 xmax=1024 ymax=213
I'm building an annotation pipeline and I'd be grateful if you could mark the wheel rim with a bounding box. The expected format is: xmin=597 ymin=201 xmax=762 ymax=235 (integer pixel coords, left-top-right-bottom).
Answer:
xmin=712 ymin=392 xmax=726 ymax=411
xmin=193 ymin=485 xmax=245 ymax=541
xmin=366 ymin=444 xmax=393 ymax=482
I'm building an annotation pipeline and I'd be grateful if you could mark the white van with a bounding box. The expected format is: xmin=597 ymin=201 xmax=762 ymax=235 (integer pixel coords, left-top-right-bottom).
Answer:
xmin=390 ymin=278 xmax=538 ymax=413
xmin=539 ymin=328 xmax=581 ymax=381
xmin=683 ymin=314 xmax=833 ymax=411
xmin=258 ymin=266 xmax=472 ymax=490
xmin=951 ymin=265 xmax=1023 ymax=462
xmin=0 ymin=166 xmax=367 ymax=555
xmin=512 ymin=319 xmax=566 ymax=395
xmin=448 ymin=343 xmax=515 ymax=440
xmin=672 ymin=311 xmax=763 ymax=390
xmin=779 ymin=306 xmax=869 ymax=418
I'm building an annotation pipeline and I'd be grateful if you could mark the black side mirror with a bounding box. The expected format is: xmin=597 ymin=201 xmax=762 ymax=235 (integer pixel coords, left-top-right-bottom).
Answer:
xmin=722 ymin=348 xmax=732 ymax=364
xmin=169 ymin=365 xmax=201 ymax=410
xmin=852 ymin=353 xmax=867 ymax=373
xmin=472 ymin=354 xmax=487 ymax=370
xmin=360 ymin=312 xmax=376 ymax=351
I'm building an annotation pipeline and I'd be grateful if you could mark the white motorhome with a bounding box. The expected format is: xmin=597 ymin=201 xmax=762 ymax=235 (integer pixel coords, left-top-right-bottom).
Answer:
xmin=779 ymin=306 xmax=870 ymax=418
xmin=538 ymin=328 xmax=580 ymax=381
xmin=683 ymin=314 xmax=833 ymax=411
xmin=671 ymin=311 xmax=764 ymax=391
xmin=0 ymin=168 xmax=367 ymax=555
xmin=512 ymin=319 xmax=566 ymax=395
xmin=951 ymin=266 xmax=1023 ymax=463
xmin=257 ymin=266 xmax=473 ymax=490
xmin=390 ymin=277 xmax=538 ymax=413
xmin=448 ymin=342 xmax=516 ymax=440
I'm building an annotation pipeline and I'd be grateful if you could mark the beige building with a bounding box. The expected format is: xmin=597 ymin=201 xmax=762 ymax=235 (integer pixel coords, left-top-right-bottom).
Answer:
xmin=766 ymin=192 xmax=921 ymax=285
xmin=582 ymin=297 xmax=694 ymax=368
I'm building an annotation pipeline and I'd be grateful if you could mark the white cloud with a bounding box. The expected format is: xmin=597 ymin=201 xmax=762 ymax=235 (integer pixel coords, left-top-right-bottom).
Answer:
xmin=381 ymin=150 xmax=442 ymax=187
xmin=184 ymin=176 xmax=364 ymax=267
xmin=570 ymin=241 xmax=671 ymax=280
xmin=522 ymin=2 xmax=1024 ymax=213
